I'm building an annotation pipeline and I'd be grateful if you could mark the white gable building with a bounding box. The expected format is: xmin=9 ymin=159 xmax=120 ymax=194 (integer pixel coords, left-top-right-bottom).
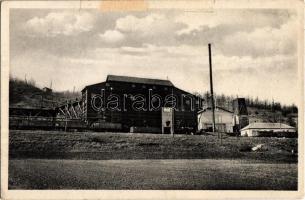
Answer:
xmin=241 ymin=122 xmax=296 ymax=137
xmin=198 ymin=106 xmax=234 ymax=133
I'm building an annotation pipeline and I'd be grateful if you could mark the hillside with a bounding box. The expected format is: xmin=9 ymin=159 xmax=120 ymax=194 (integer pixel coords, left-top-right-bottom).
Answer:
xmin=9 ymin=78 xmax=81 ymax=109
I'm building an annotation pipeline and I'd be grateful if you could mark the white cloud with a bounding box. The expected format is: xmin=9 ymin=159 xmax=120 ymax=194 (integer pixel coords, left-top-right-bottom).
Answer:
xmin=99 ymin=30 xmax=125 ymax=43
xmin=175 ymin=10 xmax=294 ymax=35
xmin=25 ymin=12 xmax=95 ymax=37
xmin=99 ymin=13 xmax=182 ymax=44
xmin=12 ymin=10 xmax=299 ymax=105
xmin=115 ymin=14 xmax=165 ymax=33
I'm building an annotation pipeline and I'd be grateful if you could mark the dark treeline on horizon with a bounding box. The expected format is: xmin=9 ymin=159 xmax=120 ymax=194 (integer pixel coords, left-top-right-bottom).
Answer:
xmin=193 ymin=91 xmax=298 ymax=116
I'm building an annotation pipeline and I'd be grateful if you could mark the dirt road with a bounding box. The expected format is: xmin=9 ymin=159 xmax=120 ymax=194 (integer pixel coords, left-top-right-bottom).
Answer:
xmin=9 ymin=159 xmax=297 ymax=190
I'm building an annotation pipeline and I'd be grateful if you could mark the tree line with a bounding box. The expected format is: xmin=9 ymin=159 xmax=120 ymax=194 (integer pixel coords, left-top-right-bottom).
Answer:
xmin=193 ymin=91 xmax=298 ymax=116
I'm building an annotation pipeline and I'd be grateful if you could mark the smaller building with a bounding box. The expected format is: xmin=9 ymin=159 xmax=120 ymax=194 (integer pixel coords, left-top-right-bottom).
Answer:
xmin=198 ymin=106 xmax=234 ymax=133
xmin=241 ymin=122 xmax=296 ymax=137
xmin=42 ymin=87 xmax=52 ymax=94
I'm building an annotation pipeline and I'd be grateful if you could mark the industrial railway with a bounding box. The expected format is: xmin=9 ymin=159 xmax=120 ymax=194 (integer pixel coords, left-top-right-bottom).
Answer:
xmin=9 ymin=102 xmax=124 ymax=132
xmin=9 ymin=116 xmax=123 ymax=132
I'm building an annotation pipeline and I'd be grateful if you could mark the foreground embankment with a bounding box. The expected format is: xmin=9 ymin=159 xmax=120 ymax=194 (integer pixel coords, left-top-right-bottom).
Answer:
xmin=9 ymin=130 xmax=298 ymax=162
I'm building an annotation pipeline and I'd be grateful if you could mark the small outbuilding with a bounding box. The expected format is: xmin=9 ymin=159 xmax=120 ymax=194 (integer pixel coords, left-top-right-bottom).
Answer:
xmin=42 ymin=87 xmax=52 ymax=94
xmin=241 ymin=122 xmax=296 ymax=137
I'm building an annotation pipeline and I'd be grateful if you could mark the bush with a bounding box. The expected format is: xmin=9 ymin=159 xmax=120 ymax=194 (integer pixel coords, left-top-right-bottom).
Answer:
xmin=137 ymin=142 xmax=159 ymax=146
xmin=89 ymin=136 xmax=104 ymax=143
xmin=239 ymin=144 xmax=252 ymax=152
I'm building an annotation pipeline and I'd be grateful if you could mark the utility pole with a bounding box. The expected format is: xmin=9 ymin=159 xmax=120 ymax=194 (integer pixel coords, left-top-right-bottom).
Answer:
xmin=208 ymin=43 xmax=217 ymax=138
xmin=50 ymin=80 xmax=54 ymax=108
xmin=272 ymin=98 xmax=275 ymax=122
xmin=171 ymin=86 xmax=174 ymax=138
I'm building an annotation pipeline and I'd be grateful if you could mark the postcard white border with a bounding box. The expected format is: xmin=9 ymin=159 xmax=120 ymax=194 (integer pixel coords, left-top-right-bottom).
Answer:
xmin=1 ymin=1 xmax=304 ymax=199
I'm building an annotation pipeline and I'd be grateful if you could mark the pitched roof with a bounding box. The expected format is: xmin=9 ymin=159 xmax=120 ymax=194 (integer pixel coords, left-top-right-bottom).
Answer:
xmin=106 ymin=75 xmax=173 ymax=87
xmin=241 ymin=123 xmax=295 ymax=131
xmin=198 ymin=106 xmax=233 ymax=114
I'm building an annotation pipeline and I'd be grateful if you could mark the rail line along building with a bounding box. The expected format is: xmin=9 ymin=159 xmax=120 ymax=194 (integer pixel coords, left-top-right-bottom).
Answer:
xmin=81 ymin=75 xmax=200 ymax=134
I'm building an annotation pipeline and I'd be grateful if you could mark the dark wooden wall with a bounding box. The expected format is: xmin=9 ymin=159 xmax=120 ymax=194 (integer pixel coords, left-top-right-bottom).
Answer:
xmin=82 ymin=81 xmax=199 ymax=132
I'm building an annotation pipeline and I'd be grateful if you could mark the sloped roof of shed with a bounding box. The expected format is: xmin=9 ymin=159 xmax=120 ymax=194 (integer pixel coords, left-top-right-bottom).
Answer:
xmin=241 ymin=122 xmax=295 ymax=130
xmin=198 ymin=106 xmax=233 ymax=114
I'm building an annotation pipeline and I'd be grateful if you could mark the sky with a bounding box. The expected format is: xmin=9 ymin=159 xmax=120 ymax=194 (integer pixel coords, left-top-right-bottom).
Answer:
xmin=10 ymin=9 xmax=299 ymax=105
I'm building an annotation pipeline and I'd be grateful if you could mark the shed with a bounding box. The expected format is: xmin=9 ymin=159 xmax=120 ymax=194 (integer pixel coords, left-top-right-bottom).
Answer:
xmin=241 ymin=122 xmax=296 ymax=137
xmin=42 ymin=87 xmax=52 ymax=93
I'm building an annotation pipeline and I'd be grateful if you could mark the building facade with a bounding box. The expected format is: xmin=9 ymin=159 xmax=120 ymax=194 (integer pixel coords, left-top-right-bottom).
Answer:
xmin=81 ymin=75 xmax=200 ymax=134
xmin=197 ymin=106 xmax=234 ymax=133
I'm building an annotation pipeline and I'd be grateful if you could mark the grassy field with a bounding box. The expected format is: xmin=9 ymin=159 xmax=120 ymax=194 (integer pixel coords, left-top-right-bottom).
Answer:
xmin=10 ymin=130 xmax=297 ymax=162
xmin=9 ymin=159 xmax=297 ymax=190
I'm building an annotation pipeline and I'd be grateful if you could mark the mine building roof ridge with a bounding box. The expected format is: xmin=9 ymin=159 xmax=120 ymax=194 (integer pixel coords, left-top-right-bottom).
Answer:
xmin=106 ymin=74 xmax=174 ymax=87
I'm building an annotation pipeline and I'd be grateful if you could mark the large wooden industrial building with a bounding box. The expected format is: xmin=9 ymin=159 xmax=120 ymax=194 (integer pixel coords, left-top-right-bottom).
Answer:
xmin=81 ymin=75 xmax=200 ymax=134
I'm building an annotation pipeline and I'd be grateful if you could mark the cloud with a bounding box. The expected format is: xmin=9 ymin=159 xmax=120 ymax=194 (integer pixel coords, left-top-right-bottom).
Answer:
xmin=115 ymin=14 xmax=165 ymax=34
xmin=99 ymin=30 xmax=125 ymax=43
xmin=11 ymin=9 xmax=299 ymax=105
xmin=11 ymin=38 xmax=298 ymax=105
xmin=24 ymin=11 xmax=96 ymax=37
xmin=221 ymin=17 xmax=297 ymax=57
xmin=99 ymin=13 xmax=185 ymax=45
xmin=175 ymin=10 xmax=293 ymax=35
xmin=175 ymin=11 xmax=297 ymax=58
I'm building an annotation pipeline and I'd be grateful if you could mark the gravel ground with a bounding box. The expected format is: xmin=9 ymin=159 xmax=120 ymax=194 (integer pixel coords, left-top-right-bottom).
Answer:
xmin=9 ymin=159 xmax=297 ymax=190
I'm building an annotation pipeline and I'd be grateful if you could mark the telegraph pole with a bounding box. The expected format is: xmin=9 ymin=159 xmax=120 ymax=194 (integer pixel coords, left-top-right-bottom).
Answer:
xmin=171 ymin=86 xmax=174 ymax=138
xmin=208 ymin=43 xmax=217 ymax=137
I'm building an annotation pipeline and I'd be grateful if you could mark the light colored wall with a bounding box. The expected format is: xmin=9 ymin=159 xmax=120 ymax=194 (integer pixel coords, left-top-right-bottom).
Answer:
xmin=198 ymin=109 xmax=233 ymax=132
xmin=161 ymin=107 xmax=173 ymax=134
xmin=199 ymin=109 xmax=233 ymax=124
xmin=241 ymin=130 xmax=248 ymax=136
xmin=241 ymin=128 xmax=296 ymax=137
